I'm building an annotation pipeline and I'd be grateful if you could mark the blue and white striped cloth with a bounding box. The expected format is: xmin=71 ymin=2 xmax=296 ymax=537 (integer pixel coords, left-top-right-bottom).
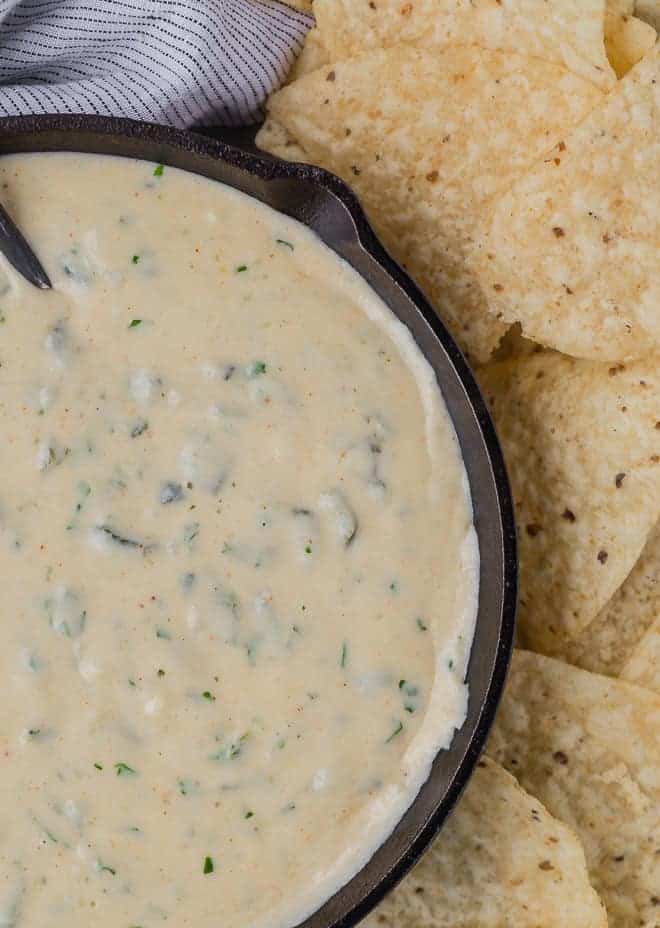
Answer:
xmin=0 ymin=1 xmax=313 ymax=127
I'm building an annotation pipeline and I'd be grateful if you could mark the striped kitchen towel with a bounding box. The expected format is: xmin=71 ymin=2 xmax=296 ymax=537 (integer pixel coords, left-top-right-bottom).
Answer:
xmin=0 ymin=0 xmax=312 ymax=127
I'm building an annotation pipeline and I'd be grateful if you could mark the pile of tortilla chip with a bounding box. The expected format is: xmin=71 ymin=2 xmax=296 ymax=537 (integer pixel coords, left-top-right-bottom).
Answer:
xmin=271 ymin=2 xmax=659 ymax=925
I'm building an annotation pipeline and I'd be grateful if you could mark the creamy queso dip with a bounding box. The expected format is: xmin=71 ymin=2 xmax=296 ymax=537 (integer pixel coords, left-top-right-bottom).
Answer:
xmin=0 ymin=153 xmax=478 ymax=928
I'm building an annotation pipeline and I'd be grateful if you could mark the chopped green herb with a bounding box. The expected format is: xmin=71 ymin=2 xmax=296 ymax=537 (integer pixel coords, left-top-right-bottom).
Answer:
xmin=211 ymin=732 xmax=249 ymax=762
xmin=97 ymin=524 xmax=146 ymax=550
xmin=202 ymin=690 xmax=216 ymax=702
xmin=236 ymin=264 xmax=248 ymax=273
xmin=180 ymin=571 xmax=196 ymax=594
xmin=129 ymin=319 xmax=142 ymax=328
xmin=215 ymin=584 xmax=241 ymax=615
xmin=98 ymin=862 xmax=116 ymax=876
xmin=389 ymin=580 xmax=399 ymax=594
xmin=448 ymin=658 xmax=454 ymax=670
xmin=178 ymin=778 xmax=197 ymax=796
xmin=340 ymin=640 xmax=348 ymax=668
xmin=304 ymin=544 xmax=312 ymax=555
xmin=203 ymin=856 xmax=214 ymax=875
xmin=66 ymin=480 xmax=92 ymax=530
xmin=401 ymin=682 xmax=419 ymax=697
xmin=131 ymin=254 xmax=140 ymax=265
xmin=399 ymin=681 xmax=420 ymax=714
xmin=385 ymin=721 xmax=404 ymax=744
xmin=114 ymin=762 xmax=137 ymax=777
xmin=157 ymin=668 xmax=166 ymax=677
xmin=276 ymin=737 xmax=286 ymax=750
xmin=183 ymin=521 xmax=200 ymax=550
xmin=416 ymin=617 xmax=428 ymax=632
xmin=244 ymin=810 xmax=254 ymax=819
xmin=25 ymin=653 xmax=39 ymax=672
xmin=153 ymin=164 xmax=164 ymax=177
xmin=94 ymin=762 xmax=103 ymax=770
xmin=160 ymin=481 xmax=184 ymax=504
xmin=130 ymin=418 xmax=149 ymax=438
xmin=37 ymin=823 xmax=60 ymax=845
xmin=155 ymin=626 xmax=171 ymax=640
xmin=247 ymin=360 xmax=267 ymax=377
xmin=275 ymin=238 xmax=294 ymax=250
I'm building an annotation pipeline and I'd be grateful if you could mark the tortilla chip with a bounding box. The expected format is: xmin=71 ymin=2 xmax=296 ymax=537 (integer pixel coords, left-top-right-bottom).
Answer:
xmin=256 ymin=118 xmax=310 ymax=163
xmin=469 ymin=47 xmax=660 ymax=361
xmin=635 ymin=0 xmax=660 ymax=29
xmin=289 ymin=27 xmax=331 ymax=81
xmin=479 ymin=353 xmax=660 ymax=654
xmin=313 ymin=0 xmax=616 ymax=89
xmin=559 ymin=521 xmax=660 ymax=677
xmin=363 ymin=756 xmax=606 ymax=928
xmin=489 ymin=649 xmax=660 ymax=928
xmin=621 ymin=616 xmax=660 ymax=692
xmin=258 ymin=45 xmax=602 ymax=362
xmin=605 ymin=11 xmax=657 ymax=76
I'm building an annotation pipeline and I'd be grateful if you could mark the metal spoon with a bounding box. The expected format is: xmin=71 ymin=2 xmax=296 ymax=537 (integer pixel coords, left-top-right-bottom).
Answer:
xmin=0 ymin=202 xmax=52 ymax=289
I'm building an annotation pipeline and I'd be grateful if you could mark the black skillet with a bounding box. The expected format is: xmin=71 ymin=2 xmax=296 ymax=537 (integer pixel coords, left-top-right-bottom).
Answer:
xmin=0 ymin=114 xmax=516 ymax=928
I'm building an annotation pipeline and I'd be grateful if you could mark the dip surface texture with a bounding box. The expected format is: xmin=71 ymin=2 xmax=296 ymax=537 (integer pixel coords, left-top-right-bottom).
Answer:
xmin=0 ymin=154 xmax=478 ymax=928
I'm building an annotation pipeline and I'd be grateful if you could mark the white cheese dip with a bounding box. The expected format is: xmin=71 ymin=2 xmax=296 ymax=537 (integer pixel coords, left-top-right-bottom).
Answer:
xmin=0 ymin=153 xmax=478 ymax=928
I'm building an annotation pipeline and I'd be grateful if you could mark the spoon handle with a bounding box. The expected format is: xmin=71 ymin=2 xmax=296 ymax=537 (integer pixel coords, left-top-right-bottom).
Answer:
xmin=0 ymin=203 xmax=52 ymax=290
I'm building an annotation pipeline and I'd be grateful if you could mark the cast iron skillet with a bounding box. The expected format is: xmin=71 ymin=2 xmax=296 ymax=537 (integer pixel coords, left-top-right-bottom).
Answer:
xmin=0 ymin=115 xmax=517 ymax=928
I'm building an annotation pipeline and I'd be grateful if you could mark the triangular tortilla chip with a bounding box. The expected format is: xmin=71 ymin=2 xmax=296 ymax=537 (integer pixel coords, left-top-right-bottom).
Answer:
xmin=313 ymin=0 xmax=616 ymax=88
xmin=560 ymin=521 xmax=660 ymax=678
xmin=258 ymin=45 xmax=602 ymax=361
xmin=469 ymin=47 xmax=660 ymax=361
xmin=479 ymin=353 xmax=660 ymax=653
xmin=489 ymin=650 xmax=660 ymax=928
xmin=363 ymin=756 xmax=606 ymax=928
